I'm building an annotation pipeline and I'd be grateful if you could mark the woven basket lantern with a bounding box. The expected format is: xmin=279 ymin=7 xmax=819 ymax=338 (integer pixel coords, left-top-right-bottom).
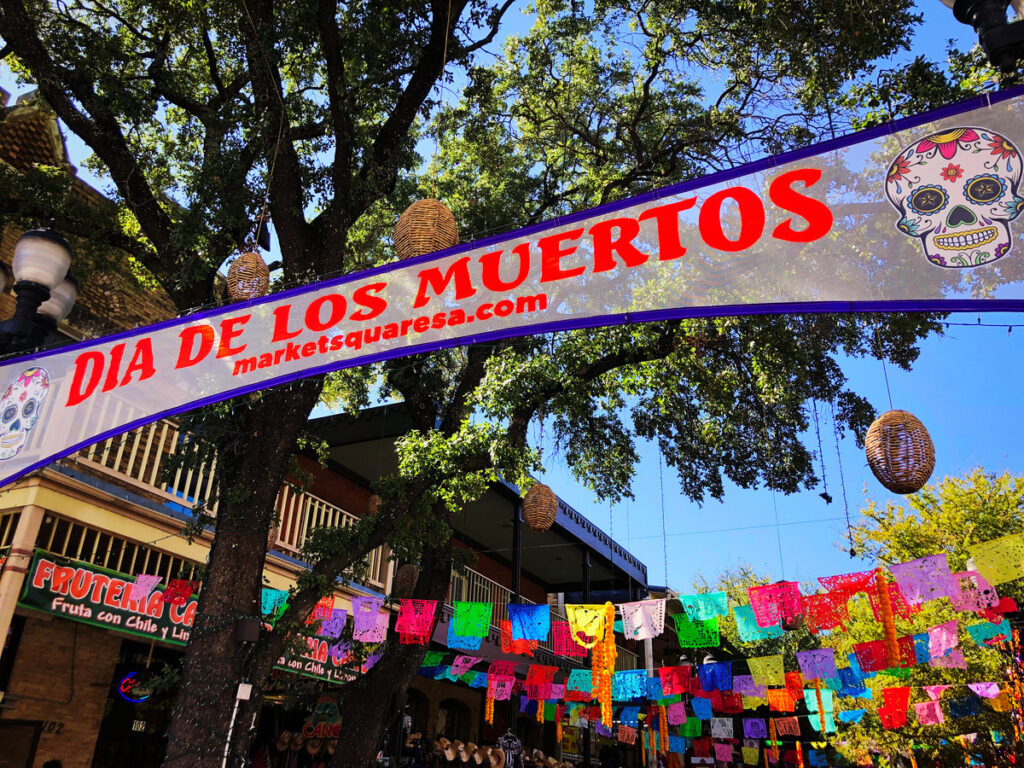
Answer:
xmin=367 ymin=494 xmax=381 ymax=516
xmin=522 ymin=482 xmax=558 ymax=533
xmin=393 ymin=563 xmax=420 ymax=598
xmin=394 ymin=199 xmax=459 ymax=260
xmin=865 ymin=409 xmax=935 ymax=494
xmin=227 ymin=251 xmax=270 ymax=301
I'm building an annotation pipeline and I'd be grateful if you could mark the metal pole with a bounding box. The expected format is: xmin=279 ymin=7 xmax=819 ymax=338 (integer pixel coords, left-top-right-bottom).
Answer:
xmin=221 ymin=683 xmax=252 ymax=768
xmin=510 ymin=498 xmax=522 ymax=730
xmin=582 ymin=551 xmax=591 ymax=768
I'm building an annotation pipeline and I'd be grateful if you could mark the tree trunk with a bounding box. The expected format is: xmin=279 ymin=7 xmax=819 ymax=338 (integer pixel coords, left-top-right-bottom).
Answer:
xmin=329 ymin=536 xmax=455 ymax=768
xmin=162 ymin=381 xmax=323 ymax=768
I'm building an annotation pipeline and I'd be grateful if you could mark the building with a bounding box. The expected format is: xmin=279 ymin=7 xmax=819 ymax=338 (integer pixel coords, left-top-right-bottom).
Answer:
xmin=309 ymin=407 xmax=650 ymax=762
xmin=0 ymin=89 xmax=652 ymax=768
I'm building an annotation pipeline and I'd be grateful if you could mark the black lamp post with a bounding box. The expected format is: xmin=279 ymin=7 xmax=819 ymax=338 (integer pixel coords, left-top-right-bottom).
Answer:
xmin=941 ymin=0 xmax=1024 ymax=72
xmin=0 ymin=224 xmax=79 ymax=355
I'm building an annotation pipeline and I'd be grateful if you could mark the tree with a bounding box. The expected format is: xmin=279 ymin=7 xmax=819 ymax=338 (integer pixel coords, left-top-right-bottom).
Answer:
xmin=0 ymin=0 xmax=999 ymax=766
xmin=817 ymin=469 xmax=1024 ymax=767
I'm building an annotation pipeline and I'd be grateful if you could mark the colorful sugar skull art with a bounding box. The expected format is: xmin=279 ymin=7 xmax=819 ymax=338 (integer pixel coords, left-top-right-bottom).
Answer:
xmin=885 ymin=127 xmax=1024 ymax=268
xmin=0 ymin=368 xmax=50 ymax=460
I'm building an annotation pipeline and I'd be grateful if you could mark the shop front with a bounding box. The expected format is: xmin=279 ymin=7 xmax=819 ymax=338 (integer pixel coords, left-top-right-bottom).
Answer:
xmin=0 ymin=550 xmax=356 ymax=768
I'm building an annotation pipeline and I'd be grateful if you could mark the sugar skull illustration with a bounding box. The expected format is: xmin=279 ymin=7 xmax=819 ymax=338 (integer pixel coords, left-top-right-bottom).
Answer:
xmin=0 ymin=368 xmax=50 ymax=460
xmin=885 ymin=127 xmax=1024 ymax=268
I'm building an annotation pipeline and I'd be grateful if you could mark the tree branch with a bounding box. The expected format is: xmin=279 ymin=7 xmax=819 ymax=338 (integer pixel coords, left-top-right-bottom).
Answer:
xmin=0 ymin=0 xmax=207 ymax=305
xmin=355 ymin=0 xmax=470 ymax=210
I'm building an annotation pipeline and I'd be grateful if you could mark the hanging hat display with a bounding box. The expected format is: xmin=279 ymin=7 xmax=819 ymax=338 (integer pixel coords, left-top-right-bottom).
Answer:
xmin=394 ymin=199 xmax=459 ymax=260
xmin=865 ymin=409 xmax=935 ymax=494
xmin=226 ymin=251 xmax=270 ymax=301
xmin=275 ymin=731 xmax=293 ymax=752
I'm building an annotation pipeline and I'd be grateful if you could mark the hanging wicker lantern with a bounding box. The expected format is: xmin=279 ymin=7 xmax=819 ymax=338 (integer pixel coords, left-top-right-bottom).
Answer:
xmin=394 ymin=199 xmax=459 ymax=260
xmin=865 ymin=409 xmax=935 ymax=494
xmin=227 ymin=251 xmax=270 ymax=301
xmin=367 ymin=494 xmax=381 ymax=516
xmin=522 ymin=482 xmax=558 ymax=532
xmin=393 ymin=563 xmax=420 ymax=598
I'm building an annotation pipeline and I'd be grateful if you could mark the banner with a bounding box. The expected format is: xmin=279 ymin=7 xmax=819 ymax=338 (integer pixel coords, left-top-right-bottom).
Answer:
xmin=18 ymin=551 xmax=356 ymax=683
xmin=1 ymin=88 xmax=1023 ymax=487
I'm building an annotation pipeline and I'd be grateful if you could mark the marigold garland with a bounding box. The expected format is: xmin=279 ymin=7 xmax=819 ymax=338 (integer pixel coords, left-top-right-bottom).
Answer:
xmin=658 ymin=704 xmax=668 ymax=755
xmin=875 ymin=568 xmax=900 ymax=666
xmin=769 ymin=717 xmax=779 ymax=761
xmin=590 ymin=602 xmax=617 ymax=726
xmin=485 ymin=694 xmax=495 ymax=724
xmin=813 ymin=678 xmax=827 ymax=734
xmin=536 ymin=701 xmax=544 ymax=723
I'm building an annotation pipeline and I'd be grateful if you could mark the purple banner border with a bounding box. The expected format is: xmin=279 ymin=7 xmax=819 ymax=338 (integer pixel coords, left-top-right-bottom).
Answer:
xmin=1 ymin=85 xmax=1023 ymax=488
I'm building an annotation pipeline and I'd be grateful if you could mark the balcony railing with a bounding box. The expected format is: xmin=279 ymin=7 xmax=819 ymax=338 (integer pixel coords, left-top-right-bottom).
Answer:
xmin=67 ymin=419 xmax=391 ymax=590
xmin=448 ymin=565 xmax=641 ymax=671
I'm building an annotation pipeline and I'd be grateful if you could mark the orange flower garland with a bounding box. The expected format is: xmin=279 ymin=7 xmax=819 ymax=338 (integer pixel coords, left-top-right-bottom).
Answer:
xmin=536 ymin=701 xmax=544 ymax=723
xmin=813 ymin=679 xmax=827 ymax=734
xmin=658 ymin=705 xmax=668 ymax=755
xmin=591 ymin=602 xmax=617 ymax=726
xmin=485 ymin=694 xmax=495 ymax=724
xmin=769 ymin=717 xmax=779 ymax=761
xmin=875 ymin=568 xmax=900 ymax=666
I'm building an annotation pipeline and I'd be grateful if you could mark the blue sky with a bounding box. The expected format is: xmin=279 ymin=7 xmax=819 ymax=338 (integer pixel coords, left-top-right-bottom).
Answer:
xmin=2 ymin=3 xmax=1017 ymax=593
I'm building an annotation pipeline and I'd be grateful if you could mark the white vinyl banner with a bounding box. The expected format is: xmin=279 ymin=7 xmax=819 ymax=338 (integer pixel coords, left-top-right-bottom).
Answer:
xmin=1 ymin=89 xmax=1023 ymax=488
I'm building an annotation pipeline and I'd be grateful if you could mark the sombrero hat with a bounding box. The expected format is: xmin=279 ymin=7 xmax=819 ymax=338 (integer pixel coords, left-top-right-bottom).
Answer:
xmin=532 ymin=749 xmax=546 ymax=765
xmin=275 ymin=731 xmax=293 ymax=752
xmin=444 ymin=739 xmax=458 ymax=761
xmin=489 ymin=747 xmax=506 ymax=768
xmin=462 ymin=742 xmax=478 ymax=763
xmin=327 ymin=739 xmax=337 ymax=756
xmin=475 ymin=746 xmax=491 ymax=765
xmin=306 ymin=739 xmax=322 ymax=756
xmin=544 ymin=758 xmax=560 ymax=768
xmin=405 ymin=731 xmax=423 ymax=748
xmin=289 ymin=733 xmax=305 ymax=752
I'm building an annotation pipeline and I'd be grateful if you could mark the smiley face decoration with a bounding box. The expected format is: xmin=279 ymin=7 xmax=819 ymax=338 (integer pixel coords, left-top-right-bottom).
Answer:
xmin=0 ymin=368 xmax=50 ymax=460
xmin=885 ymin=127 xmax=1024 ymax=268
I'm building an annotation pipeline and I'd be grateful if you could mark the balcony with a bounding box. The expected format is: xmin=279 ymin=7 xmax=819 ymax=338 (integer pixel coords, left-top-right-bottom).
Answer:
xmin=449 ymin=565 xmax=642 ymax=671
xmin=65 ymin=418 xmax=391 ymax=591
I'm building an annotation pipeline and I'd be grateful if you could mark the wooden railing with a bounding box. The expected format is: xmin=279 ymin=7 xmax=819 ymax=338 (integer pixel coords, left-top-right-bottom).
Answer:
xmin=448 ymin=566 xmax=641 ymax=670
xmin=68 ymin=419 xmax=391 ymax=591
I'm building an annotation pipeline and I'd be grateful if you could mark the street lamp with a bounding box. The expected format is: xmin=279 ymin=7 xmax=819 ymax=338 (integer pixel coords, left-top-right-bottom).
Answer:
xmin=940 ymin=0 xmax=1024 ymax=72
xmin=0 ymin=224 xmax=78 ymax=354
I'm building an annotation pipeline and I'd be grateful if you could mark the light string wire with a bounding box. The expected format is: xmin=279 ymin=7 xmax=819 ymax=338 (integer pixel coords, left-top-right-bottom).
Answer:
xmin=828 ymin=400 xmax=856 ymax=558
xmin=811 ymin=399 xmax=829 ymax=503
xmin=657 ymin=444 xmax=669 ymax=589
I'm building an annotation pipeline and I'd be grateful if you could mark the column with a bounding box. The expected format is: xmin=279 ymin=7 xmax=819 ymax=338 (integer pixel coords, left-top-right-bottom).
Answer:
xmin=0 ymin=504 xmax=45 ymax=664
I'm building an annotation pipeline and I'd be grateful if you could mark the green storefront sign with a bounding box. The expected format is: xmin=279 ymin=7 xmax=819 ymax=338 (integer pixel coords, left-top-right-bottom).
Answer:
xmin=19 ymin=550 xmax=198 ymax=644
xmin=18 ymin=550 xmax=357 ymax=683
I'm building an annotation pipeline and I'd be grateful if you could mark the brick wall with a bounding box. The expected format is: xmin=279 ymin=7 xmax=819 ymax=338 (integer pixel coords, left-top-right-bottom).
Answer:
xmin=2 ymin=614 xmax=122 ymax=768
xmin=291 ymin=454 xmax=373 ymax=517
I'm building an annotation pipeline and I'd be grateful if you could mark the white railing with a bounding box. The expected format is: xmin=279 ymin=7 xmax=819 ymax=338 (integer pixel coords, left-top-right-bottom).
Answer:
xmin=69 ymin=419 xmax=391 ymax=590
xmin=448 ymin=566 xmax=641 ymax=670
